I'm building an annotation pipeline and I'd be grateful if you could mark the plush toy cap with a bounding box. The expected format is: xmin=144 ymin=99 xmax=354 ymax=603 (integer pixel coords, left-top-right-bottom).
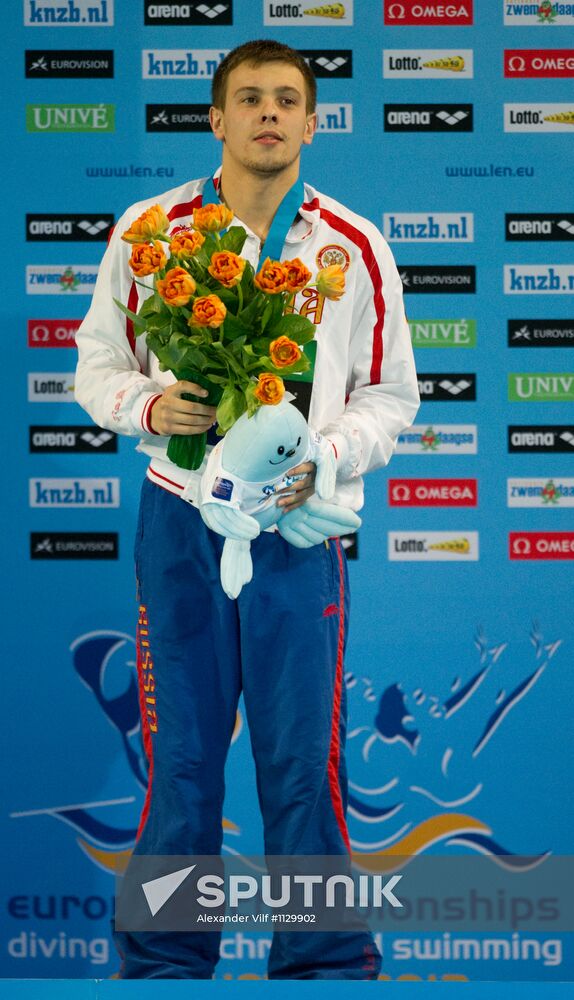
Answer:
xmin=221 ymin=400 xmax=310 ymax=482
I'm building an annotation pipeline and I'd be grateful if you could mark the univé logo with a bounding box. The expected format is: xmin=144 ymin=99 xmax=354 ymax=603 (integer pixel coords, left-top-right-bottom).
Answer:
xmin=389 ymin=478 xmax=478 ymax=506
xmin=409 ymin=318 xmax=477 ymax=348
xmin=509 ymin=532 xmax=574 ymax=560
xmin=26 ymin=104 xmax=114 ymax=132
xmin=384 ymin=1 xmax=473 ymax=26
xmin=509 ymin=372 xmax=574 ymax=402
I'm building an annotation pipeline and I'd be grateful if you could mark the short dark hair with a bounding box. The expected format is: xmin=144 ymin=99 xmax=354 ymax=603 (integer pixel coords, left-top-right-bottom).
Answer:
xmin=212 ymin=40 xmax=317 ymax=114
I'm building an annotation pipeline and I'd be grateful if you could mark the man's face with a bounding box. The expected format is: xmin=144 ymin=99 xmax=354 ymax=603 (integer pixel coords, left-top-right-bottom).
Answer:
xmin=210 ymin=61 xmax=316 ymax=178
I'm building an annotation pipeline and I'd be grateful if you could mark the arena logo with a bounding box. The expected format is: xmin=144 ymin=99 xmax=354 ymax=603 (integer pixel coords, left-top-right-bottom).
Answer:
xmin=508 ymin=425 xmax=574 ymax=452
xmin=507 ymin=477 xmax=574 ymax=507
xmin=263 ymin=3 xmax=354 ymax=26
xmin=144 ymin=2 xmax=233 ymax=24
xmin=400 ymin=266 xmax=476 ymax=294
xmin=384 ymin=1 xmax=473 ymax=25
xmin=28 ymin=319 xmax=81 ymax=347
xmin=395 ymin=424 xmax=478 ymax=453
xmin=509 ymin=532 xmax=574 ymax=561
xmin=25 ymin=50 xmax=114 ymax=77
xmin=299 ymin=50 xmax=353 ymax=77
xmin=384 ymin=213 xmax=473 ymax=242
xmin=509 ymin=372 xmax=574 ymax=402
xmin=504 ymin=103 xmax=574 ymax=131
xmin=417 ymin=373 xmax=476 ymax=400
xmin=29 ymin=426 xmax=117 ymax=453
xmin=142 ymin=50 xmax=228 ymax=79
xmin=146 ymin=104 xmax=211 ymax=132
xmin=383 ymin=50 xmax=474 ymax=79
xmin=316 ymin=104 xmax=352 ymax=132
xmin=409 ymin=318 xmax=477 ymax=348
xmin=26 ymin=214 xmax=113 ymax=242
xmin=504 ymin=3 xmax=574 ymax=26
xmin=26 ymin=104 xmax=115 ymax=132
xmin=389 ymin=478 xmax=478 ymax=506
xmin=508 ymin=319 xmax=574 ymax=347
xmin=30 ymin=532 xmax=119 ymax=559
xmin=384 ymin=104 xmax=473 ymax=132
xmin=26 ymin=266 xmax=99 ymax=295
xmin=28 ymin=373 xmax=75 ymax=402
xmin=504 ymin=49 xmax=574 ymax=77
xmin=388 ymin=531 xmax=479 ymax=561
xmin=504 ymin=264 xmax=574 ymax=294
xmin=24 ymin=0 xmax=113 ymax=25
xmin=505 ymin=213 xmax=574 ymax=241
xmin=29 ymin=478 xmax=120 ymax=509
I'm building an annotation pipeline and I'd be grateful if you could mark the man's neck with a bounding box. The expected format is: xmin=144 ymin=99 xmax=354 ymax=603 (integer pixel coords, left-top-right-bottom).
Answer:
xmin=219 ymin=161 xmax=300 ymax=244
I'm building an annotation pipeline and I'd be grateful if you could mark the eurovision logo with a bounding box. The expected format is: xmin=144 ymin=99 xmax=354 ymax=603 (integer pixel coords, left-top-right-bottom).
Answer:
xmin=146 ymin=104 xmax=211 ymax=132
xmin=26 ymin=104 xmax=114 ymax=132
xmin=142 ymin=50 xmax=228 ymax=79
xmin=26 ymin=266 xmax=99 ymax=295
xmin=26 ymin=215 xmax=113 ymax=242
xmin=409 ymin=318 xmax=476 ymax=348
xmin=505 ymin=213 xmax=574 ymax=241
xmin=28 ymin=373 xmax=75 ymax=401
xmin=24 ymin=0 xmax=114 ymax=25
xmin=25 ymin=50 xmax=114 ymax=77
xmin=263 ymin=2 xmax=354 ymax=26
xmin=395 ymin=424 xmax=477 ymax=454
xmin=383 ymin=50 xmax=474 ymax=79
xmin=509 ymin=372 xmax=574 ymax=401
xmin=29 ymin=478 xmax=120 ymax=509
xmin=388 ymin=531 xmax=479 ymax=561
xmin=400 ymin=266 xmax=476 ymax=294
xmin=385 ymin=104 xmax=473 ymax=132
xmin=417 ymin=373 xmax=476 ymax=400
xmin=30 ymin=532 xmax=119 ymax=559
xmin=504 ymin=264 xmax=574 ymax=294
xmin=504 ymin=104 xmax=574 ymax=131
xmin=384 ymin=213 xmax=473 ymax=243
xmin=504 ymin=49 xmax=574 ymax=77
xmin=507 ymin=478 xmax=574 ymax=507
xmin=508 ymin=319 xmax=574 ymax=347
xmin=144 ymin=1 xmax=233 ymax=24
xmin=28 ymin=319 xmax=81 ymax=347
xmin=388 ymin=478 xmax=478 ymax=506
xmin=504 ymin=2 xmax=574 ymax=26
xmin=384 ymin=1 xmax=473 ymax=25
xmin=299 ymin=49 xmax=353 ymax=77
xmin=508 ymin=425 xmax=574 ymax=452
xmin=29 ymin=426 xmax=117 ymax=453
xmin=509 ymin=532 xmax=574 ymax=561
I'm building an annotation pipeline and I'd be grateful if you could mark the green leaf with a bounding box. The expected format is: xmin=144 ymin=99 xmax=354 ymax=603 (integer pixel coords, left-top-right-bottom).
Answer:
xmin=216 ymin=383 xmax=247 ymax=432
xmin=113 ymin=297 xmax=147 ymax=330
xmin=267 ymin=313 xmax=316 ymax=345
xmin=219 ymin=226 xmax=247 ymax=255
xmin=221 ymin=311 xmax=250 ymax=341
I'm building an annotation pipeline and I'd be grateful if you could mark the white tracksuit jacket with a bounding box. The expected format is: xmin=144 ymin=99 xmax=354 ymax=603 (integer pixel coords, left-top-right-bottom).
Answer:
xmin=75 ymin=175 xmax=419 ymax=510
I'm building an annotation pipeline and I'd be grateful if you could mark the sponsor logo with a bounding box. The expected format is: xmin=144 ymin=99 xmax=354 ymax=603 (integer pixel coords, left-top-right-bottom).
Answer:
xmin=26 ymin=104 xmax=114 ymax=132
xmin=509 ymin=532 xmax=574 ymax=561
xmin=316 ymin=104 xmax=352 ymax=132
xmin=383 ymin=50 xmax=474 ymax=79
xmin=26 ymin=265 xmax=99 ymax=294
xmin=504 ymin=49 xmax=574 ymax=77
xmin=395 ymin=424 xmax=478 ymax=453
xmin=504 ymin=264 xmax=574 ymax=294
xmin=142 ymin=50 xmax=228 ymax=79
xmin=29 ymin=478 xmax=119 ymax=508
xmin=384 ymin=1 xmax=473 ymax=25
xmin=417 ymin=373 xmax=476 ymax=400
xmin=385 ymin=104 xmax=473 ymax=132
xmin=384 ymin=213 xmax=473 ymax=242
xmin=508 ymin=424 xmax=574 ymax=451
xmin=299 ymin=50 xmax=352 ymax=77
xmin=28 ymin=319 xmax=81 ymax=347
xmin=507 ymin=477 xmax=574 ymax=507
xmin=509 ymin=372 xmax=574 ymax=401
xmin=505 ymin=213 xmax=574 ymax=241
xmin=388 ymin=531 xmax=479 ymax=561
xmin=400 ymin=266 xmax=476 ymax=293
xmin=28 ymin=373 xmax=75 ymax=401
xmin=504 ymin=104 xmax=574 ymax=131
xmin=508 ymin=319 xmax=574 ymax=347
xmin=30 ymin=532 xmax=118 ymax=560
xmin=24 ymin=0 xmax=113 ymax=25
xmin=316 ymin=245 xmax=351 ymax=271
xmin=504 ymin=3 xmax=574 ymax=26
xmin=389 ymin=478 xmax=478 ymax=506
xmin=409 ymin=318 xmax=476 ymax=348
xmin=263 ymin=3 xmax=354 ymax=27
xmin=146 ymin=104 xmax=211 ymax=131
xmin=25 ymin=50 xmax=114 ymax=77
xmin=29 ymin=426 xmax=117 ymax=453
xmin=144 ymin=1 xmax=233 ymax=24
xmin=26 ymin=214 xmax=113 ymax=242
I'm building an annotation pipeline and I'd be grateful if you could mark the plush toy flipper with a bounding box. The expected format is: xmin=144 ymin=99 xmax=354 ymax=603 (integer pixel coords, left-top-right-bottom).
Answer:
xmin=220 ymin=538 xmax=253 ymax=600
xmin=277 ymin=499 xmax=361 ymax=548
xmin=200 ymin=502 xmax=260 ymax=541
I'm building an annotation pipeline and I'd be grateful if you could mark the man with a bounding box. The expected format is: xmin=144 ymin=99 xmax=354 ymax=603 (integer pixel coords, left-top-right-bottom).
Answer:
xmin=75 ymin=39 xmax=419 ymax=980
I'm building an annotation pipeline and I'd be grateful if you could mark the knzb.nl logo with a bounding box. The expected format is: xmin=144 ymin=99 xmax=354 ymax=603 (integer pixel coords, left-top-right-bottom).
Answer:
xmin=395 ymin=424 xmax=478 ymax=453
xmin=29 ymin=478 xmax=120 ymax=509
xmin=504 ymin=265 xmax=574 ymax=294
xmin=316 ymin=104 xmax=352 ymax=133
xmin=142 ymin=50 xmax=228 ymax=79
xmin=384 ymin=213 xmax=473 ymax=242
xmin=383 ymin=50 xmax=474 ymax=79
xmin=26 ymin=266 xmax=99 ymax=294
xmin=24 ymin=1 xmax=113 ymax=25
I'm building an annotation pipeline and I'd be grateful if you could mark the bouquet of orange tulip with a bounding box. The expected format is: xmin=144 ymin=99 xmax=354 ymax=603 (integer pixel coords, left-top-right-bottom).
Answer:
xmin=115 ymin=202 xmax=345 ymax=470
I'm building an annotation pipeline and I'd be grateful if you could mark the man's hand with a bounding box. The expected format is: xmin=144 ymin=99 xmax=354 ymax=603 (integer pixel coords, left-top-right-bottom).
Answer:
xmin=276 ymin=462 xmax=317 ymax=513
xmin=150 ymin=381 xmax=217 ymax=436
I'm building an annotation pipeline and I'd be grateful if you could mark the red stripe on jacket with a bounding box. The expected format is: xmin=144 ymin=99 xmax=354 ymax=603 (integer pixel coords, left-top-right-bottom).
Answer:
xmin=327 ymin=539 xmax=352 ymax=854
